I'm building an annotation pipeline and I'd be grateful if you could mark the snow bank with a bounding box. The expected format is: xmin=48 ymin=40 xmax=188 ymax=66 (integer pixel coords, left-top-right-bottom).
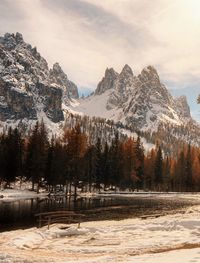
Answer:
xmin=0 ymin=189 xmax=48 ymax=201
xmin=1 ymin=205 xmax=200 ymax=262
xmin=0 ymin=181 xmax=48 ymax=201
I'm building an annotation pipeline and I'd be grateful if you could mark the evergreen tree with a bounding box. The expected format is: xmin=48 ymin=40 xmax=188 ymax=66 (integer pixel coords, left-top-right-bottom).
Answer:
xmin=123 ymin=138 xmax=135 ymax=190
xmin=109 ymin=132 xmax=121 ymax=188
xmin=144 ymin=149 xmax=156 ymax=190
xmin=25 ymin=121 xmax=49 ymax=192
xmin=101 ymin=141 xmax=110 ymax=190
xmin=65 ymin=124 xmax=87 ymax=196
xmin=0 ymin=134 xmax=6 ymax=187
xmin=162 ymin=156 xmax=170 ymax=191
xmin=154 ymin=146 xmax=163 ymax=191
xmin=4 ymin=128 xmax=24 ymax=186
xmin=134 ymin=136 xmax=144 ymax=190
xmin=175 ymin=151 xmax=185 ymax=191
xmin=85 ymin=145 xmax=96 ymax=192
xmin=185 ymin=144 xmax=193 ymax=191
xmin=95 ymin=137 xmax=102 ymax=191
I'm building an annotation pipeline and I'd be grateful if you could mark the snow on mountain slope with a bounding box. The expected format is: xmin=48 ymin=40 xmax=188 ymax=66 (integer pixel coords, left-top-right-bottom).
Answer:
xmin=70 ymin=90 xmax=123 ymax=122
xmin=0 ymin=32 xmax=199 ymax=150
xmin=68 ymin=65 xmax=194 ymax=132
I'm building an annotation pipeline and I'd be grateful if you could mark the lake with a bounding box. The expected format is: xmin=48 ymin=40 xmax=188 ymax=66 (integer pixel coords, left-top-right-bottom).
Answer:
xmin=0 ymin=194 xmax=199 ymax=231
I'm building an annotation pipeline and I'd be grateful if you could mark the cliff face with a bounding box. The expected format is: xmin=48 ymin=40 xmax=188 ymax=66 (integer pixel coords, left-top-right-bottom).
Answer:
xmin=0 ymin=32 xmax=78 ymax=125
xmin=0 ymin=32 xmax=196 ymax=148
xmin=50 ymin=62 xmax=79 ymax=103
xmin=0 ymin=79 xmax=36 ymax=121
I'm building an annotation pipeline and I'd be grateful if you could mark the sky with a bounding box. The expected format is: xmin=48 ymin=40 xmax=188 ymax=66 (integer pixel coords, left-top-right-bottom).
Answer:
xmin=0 ymin=0 xmax=200 ymax=120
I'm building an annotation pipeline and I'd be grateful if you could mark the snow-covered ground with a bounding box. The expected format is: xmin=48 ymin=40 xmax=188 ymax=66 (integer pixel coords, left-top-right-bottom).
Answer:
xmin=2 ymin=187 xmax=200 ymax=201
xmin=0 ymin=180 xmax=48 ymax=201
xmin=0 ymin=188 xmax=48 ymax=201
xmin=1 ymin=205 xmax=200 ymax=262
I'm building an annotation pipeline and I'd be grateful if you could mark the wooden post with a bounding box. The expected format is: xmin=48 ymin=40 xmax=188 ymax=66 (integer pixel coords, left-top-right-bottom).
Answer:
xmin=48 ymin=216 xmax=51 ymax=230
xmin=39 ymin=214 xmax=42 ymax=228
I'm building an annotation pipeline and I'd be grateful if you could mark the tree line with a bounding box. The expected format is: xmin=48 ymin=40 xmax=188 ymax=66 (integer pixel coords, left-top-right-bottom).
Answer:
xmin=0 ymin=121 xmax=199 ymax=193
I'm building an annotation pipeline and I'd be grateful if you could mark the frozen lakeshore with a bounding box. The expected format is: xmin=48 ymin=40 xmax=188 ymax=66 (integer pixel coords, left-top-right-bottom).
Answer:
xmin=1 ymin=191 xmax=200 ymax=231
xmin=1 ymin=202 xmax=200 ymax=262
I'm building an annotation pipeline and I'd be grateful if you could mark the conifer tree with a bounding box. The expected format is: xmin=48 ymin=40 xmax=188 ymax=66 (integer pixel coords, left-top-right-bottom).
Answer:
xmin=4 ymin=128 xmax=24 ymax=186
xmin=185 ymin=144 xmax=193 ymax=191
xmin=144 ymin=149 xmax=156 ymax=190
xmin=123 ymin=138 xmax=135 ymax=190
xmin=95 ymin=137 xmax=102 ymax=191
xmin=45 ymin=137 xmax=54 ymax=190
xmin=25 ymin=121 xmax=49 ymax=192
xmin=134 ymin=136 xmax=144 ymax=190
xmin=101 ymin=141 xmax=110 ymax=190
xmin=65 ymin=124 xmax=87 ymax=196
xmin=154 ymin=146 xmax=163 ymax=191
xmin=162 ymin=156 xmax=170 ymax=191
xmin=0 ymin=134 xmax=6 ymax=187
xmin=175 ymin=151 xmax=185 ymax=191
xmin=109 ymin=132 xmax=121 ymax=188
xmin=192 ymin=151 xmax=200 ymax=191
xmin=85 ymin=145 xmax=96 ymax=192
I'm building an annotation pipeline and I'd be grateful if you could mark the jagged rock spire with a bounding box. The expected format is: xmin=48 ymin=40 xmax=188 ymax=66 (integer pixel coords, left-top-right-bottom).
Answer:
xmin=95 ymin=67 xmax=118 ymax=95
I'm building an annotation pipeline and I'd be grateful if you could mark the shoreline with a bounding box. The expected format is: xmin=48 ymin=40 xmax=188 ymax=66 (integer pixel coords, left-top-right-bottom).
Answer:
xmin=1 ymin=205 xmax=200 ymax=262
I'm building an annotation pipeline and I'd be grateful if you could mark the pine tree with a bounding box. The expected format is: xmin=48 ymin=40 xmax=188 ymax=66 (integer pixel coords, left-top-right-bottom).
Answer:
xmin=25 ymin=121 xmax=49 ymax=192
xmin=0 ymin=134 xmax=6 ymax=187
xmin=162 ymin=156 xmax=170 ymax=191
xmin=134 ymin=136 xmax=144 ymax=190
xmin=154 ymin=146 xmax=163 ymax=191
xmin=4 ymin=128 xmax=24 ymax=186
xmin=95 ymin=137 xmax=102 ymax=192
xmin=64 ymin=124 xmax=87 ymax=196
xmin=109 ymin=132 xmax=121 ymax=189
xmin=123 ymin=138 xmax=135 ymax=190
xmin=192 ymin=154 xmax=200 ymax=191
xmin=85 ymin=145 xmax=96 ymax=192
xmin=101 ymin=141 xmax=110 ymax=190
xmin=185 ymin=144 xmax=193 ymax=191
xmin=144 ymin=149 xmax=156 ymax=190
xmin=175 ymin=151 xmax=185 ymax=191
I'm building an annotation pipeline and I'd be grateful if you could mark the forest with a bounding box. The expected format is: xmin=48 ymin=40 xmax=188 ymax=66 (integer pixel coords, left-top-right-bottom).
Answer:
xmin=0 ymin=120 xmax=200 ymax=194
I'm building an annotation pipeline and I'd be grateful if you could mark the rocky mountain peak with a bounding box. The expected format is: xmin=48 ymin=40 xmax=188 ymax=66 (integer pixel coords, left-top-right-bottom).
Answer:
xmin=15 ymin=32 xmax=24 ymax=43
xmin=105 ymin=67 xmax=117 ymax=77
xmin=50 ymin=62 xmax=68 ymax=83
xmin=175 ymin=95 xmax=191 ymax=119
xmin=139 ymin=65 xmax=160 ymax=84
xmin=75 ymin=64 xmax=195 ymax=132
xmin=52 ymin=62 xmax=63 ymax=75
xmin=0 ymin=32 xmax=27 ymax=51
xmin=50 ymin=62 xmax=79 ymax=100
xmin=119 ymin=64 xmax=133 ymax=78
xmin=95 ymin=67 xmax=118 ymax=95
xmin=0 ymin=32 xmax=79 ymax=126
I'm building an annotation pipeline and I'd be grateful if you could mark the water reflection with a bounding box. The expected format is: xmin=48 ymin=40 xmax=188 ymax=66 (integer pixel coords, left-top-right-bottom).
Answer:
xmin=0 ymin=195 xmax=197 ymax=231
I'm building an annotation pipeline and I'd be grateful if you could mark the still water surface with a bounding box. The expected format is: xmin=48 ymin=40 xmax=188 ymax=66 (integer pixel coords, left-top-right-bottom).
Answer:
xmin=0 ymin=194 xmax=199 ymax=231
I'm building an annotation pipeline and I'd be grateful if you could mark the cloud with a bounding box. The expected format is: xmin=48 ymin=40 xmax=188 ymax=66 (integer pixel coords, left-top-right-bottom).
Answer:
xmin=0 ymin=0 xmax=200 ymax=94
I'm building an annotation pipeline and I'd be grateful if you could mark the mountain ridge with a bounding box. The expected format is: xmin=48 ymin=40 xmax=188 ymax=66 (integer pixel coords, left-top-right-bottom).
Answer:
xmin=0 ymin=32 xmax=200 ymax=151
xmin=69 ymin=64 xmax=193 ymax=132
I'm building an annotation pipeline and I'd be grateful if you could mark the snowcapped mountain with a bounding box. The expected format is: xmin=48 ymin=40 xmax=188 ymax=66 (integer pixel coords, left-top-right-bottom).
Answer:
xmin=69 ymin=64 xmax=193 ymax=132
xmin=0 ymin=32 xmax=78 ymax=129
xmin=0 ymin=32 xmax=199 ymax=150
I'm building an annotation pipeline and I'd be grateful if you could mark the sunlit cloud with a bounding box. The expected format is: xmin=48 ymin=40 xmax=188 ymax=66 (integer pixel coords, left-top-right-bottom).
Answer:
xmin=0 ymin=0 xmax=200 ymax=94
